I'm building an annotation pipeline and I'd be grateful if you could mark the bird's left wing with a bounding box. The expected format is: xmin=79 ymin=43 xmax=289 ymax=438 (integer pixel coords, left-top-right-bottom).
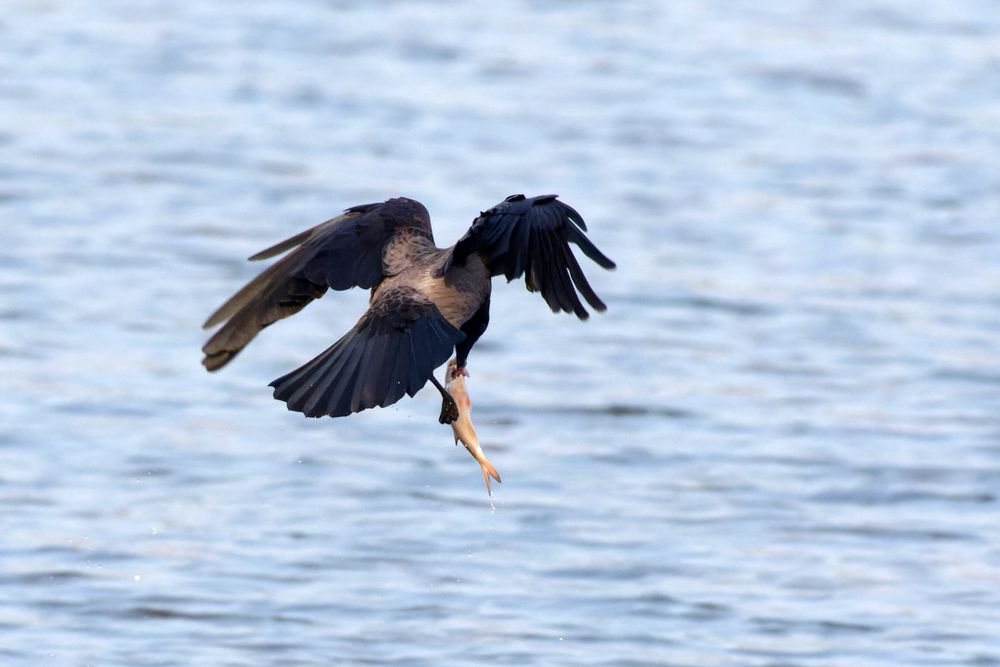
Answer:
xmin=448 ymin=194 xmax=615 ymax=319
xmin=269 ymin=286 xmax=464 ymax=418
xmin=201 ymin=198 xmax=433 ymax=371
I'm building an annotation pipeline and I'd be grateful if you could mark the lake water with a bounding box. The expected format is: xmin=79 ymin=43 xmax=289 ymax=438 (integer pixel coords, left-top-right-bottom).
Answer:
xmin=3 ymin=0 xmax=1000 ymax=665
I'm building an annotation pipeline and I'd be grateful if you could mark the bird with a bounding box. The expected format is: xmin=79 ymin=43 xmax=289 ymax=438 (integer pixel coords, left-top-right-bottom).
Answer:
xmin=201 ymin=194 xmax=615 ymax=486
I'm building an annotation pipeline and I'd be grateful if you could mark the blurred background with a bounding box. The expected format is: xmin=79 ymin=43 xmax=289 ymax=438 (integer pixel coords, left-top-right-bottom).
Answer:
xmin=2 ymin=0 xmax=1000 ymax=665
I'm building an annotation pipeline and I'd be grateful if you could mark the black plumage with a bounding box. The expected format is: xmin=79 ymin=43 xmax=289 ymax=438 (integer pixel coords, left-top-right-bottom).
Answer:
xmin=270 ymin=288 xmax=464 ymax=418
xmin=202 ymin=194 xmax=615 ymax=420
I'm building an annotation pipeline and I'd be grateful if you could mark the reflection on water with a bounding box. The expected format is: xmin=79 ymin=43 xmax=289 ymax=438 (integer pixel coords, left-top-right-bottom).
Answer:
xmin=3 ymin=0 xmax=1000 ymax=665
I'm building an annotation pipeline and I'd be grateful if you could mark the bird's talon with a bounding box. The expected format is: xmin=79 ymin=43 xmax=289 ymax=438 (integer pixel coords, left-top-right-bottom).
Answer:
xmin=438 ymin=396 xmax=459 ymax=424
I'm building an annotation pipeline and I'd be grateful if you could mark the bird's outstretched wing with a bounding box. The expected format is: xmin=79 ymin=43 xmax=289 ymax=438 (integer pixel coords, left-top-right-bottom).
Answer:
xmin=448 ymin=194 xmax=616 ymax=319
xmin=270 ymin=286 xmax=465 ymax=418
xmin=201 ymin=198 xmax=434 ymax=371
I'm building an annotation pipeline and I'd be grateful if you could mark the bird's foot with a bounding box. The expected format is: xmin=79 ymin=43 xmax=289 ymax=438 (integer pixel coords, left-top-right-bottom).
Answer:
xmin=439 ymin=394 xmax=459 ymax=425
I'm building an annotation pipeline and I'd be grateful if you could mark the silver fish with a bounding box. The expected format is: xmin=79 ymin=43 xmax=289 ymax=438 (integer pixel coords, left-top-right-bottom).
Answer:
xmin=445 ymin=359 xmax=501 ymax=496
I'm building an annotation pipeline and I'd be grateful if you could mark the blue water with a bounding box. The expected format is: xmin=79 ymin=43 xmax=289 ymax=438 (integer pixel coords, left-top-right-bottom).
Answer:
xmin=3 ymin=1 xmax=1000 ymax=665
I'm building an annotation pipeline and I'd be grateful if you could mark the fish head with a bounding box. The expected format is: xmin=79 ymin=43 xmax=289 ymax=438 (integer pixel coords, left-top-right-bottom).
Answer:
xmin=445 ymin=358 xmax=469 ymax=384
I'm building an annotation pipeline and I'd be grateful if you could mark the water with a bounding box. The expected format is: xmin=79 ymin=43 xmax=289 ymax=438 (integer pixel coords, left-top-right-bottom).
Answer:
xmin=3 ymin=0 xmax=1000 ymax=664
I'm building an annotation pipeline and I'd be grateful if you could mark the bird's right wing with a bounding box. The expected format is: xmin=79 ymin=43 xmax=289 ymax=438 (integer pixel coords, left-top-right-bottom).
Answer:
xmin=269 ymin=286 xmax=465 ymax=418
xmin=201 ymin=198 xmax=434 ymax=371
xmin=448 ymin=194 xmax=616 ymax=319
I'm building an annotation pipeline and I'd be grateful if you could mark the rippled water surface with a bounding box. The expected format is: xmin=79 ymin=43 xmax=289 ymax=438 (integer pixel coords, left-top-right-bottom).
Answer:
xmin=3 ymin=1 xmax=1000 ymax=665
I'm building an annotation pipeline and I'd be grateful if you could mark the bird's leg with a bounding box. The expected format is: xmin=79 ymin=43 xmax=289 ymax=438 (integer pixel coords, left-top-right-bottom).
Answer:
xmin=429 ymin=374 xmax=459 ymax=424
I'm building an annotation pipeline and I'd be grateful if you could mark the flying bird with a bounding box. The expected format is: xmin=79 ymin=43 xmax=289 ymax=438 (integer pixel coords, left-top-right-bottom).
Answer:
xmin=201 ymin=194 xmax=615 ymax=489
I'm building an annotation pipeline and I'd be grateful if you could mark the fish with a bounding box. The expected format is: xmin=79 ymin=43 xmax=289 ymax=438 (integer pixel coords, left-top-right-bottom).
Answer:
xmin=445 ymin=359 xmax=501 ymax=496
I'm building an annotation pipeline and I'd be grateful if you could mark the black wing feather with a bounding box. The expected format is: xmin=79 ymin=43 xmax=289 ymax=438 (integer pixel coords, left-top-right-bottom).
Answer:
xmin=449 ymin=194 xmax=615 ymax=320
xmin=538 ymin=225 xmax=584 ymax=317
xmin=560 ymin=241 xmax=605 ymax=312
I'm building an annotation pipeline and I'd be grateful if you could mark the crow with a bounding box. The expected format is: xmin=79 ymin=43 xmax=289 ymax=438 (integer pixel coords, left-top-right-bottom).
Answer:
xmin=202 ymin=194 xmax=615 ymax=426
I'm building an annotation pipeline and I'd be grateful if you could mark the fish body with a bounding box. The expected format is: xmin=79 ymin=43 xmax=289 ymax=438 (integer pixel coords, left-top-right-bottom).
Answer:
xmin=445 ymin=359 xmax=501 ymax=496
